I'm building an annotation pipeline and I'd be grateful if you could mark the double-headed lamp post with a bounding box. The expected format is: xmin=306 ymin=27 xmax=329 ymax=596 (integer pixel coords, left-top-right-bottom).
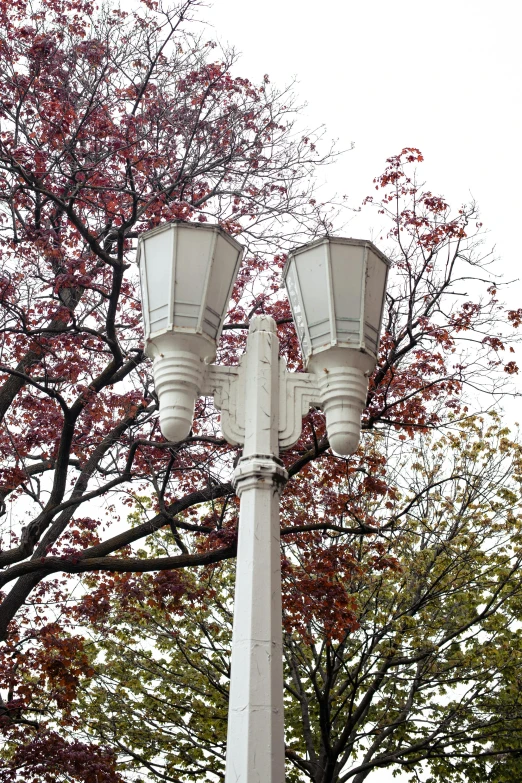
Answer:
xmin=138 ymin=222 xmax=389 ymax=783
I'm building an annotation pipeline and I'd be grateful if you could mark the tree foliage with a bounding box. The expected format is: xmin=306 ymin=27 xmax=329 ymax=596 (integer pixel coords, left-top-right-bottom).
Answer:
xmin=5 ymin=415 xmax=522 ymax=783
xmin=0 ymin=0 xmax=519 ymax=779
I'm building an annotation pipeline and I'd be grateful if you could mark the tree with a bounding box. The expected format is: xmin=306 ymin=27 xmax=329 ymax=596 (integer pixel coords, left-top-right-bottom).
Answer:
xmin=5 ymin=414 xmax=522 ymax=783
xmin=0 ymin=0 xmax=518 ymax=776
xmin=0 ymin=0 xmax=338 ymax=639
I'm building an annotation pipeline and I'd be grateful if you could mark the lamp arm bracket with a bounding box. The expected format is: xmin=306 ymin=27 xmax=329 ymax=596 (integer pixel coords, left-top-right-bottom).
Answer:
xmin=203 ymin=360 xmax=321 ymax=452
xmin=203 ymin=364 xmax=245 ymax=447
xmin=278 ymin=366 xmax=321 ymax=451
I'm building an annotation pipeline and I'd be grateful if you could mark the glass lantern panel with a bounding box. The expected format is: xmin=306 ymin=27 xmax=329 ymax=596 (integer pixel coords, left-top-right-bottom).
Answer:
xmin=285 ymin=260 xmax=311 ymax=361
xmin=364 ymin=249 xmax=388 ymax=354
xmin=294 ymin=243 xmax=331 ymax=351
xmin=173 ymin=226 xmax=214 ymax=330
xmin=329 ymin=242 xmax=364 ymax=347
xmin=142 ymin=228 xmax=174 ymax=335
xmin=202 ymin=234 xmax=240 ymax=339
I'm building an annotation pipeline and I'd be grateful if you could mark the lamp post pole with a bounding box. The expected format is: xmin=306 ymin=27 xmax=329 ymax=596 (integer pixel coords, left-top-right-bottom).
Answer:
xmin=225 ymin=316 xmax=287 ymax=782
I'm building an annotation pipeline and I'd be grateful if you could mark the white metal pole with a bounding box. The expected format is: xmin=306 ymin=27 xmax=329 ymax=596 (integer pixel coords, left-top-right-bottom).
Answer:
xmin=225 ymin=315 xmax=288 ymax=783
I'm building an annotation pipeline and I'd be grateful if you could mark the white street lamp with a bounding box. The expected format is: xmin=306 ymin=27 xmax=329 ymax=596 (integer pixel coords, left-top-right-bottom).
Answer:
xmin=138 ymin=223 xmax=389 ymax=783
xmin=137 ymin=221 xmax=243 ymax=442
xmin=283 ymin=237 xmax=389 ymax=455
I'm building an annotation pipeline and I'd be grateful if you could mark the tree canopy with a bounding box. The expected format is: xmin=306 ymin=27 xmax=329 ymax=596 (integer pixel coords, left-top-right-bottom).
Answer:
xmin=4 ymin=415 xmax=522 ymax=782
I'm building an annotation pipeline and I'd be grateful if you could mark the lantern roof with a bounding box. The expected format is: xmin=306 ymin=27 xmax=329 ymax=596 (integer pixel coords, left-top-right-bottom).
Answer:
xmin=283 ymin=236 xmax=390 ymax=278
xmin=136 ymin=219 xmax=243 ymax=267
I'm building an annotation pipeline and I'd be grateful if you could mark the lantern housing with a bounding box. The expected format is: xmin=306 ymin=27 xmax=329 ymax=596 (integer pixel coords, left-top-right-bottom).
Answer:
xmin=283 ymin=237 xmax=389 ymax=456
xmin=138 ymin=221 xmax=243 ymax=441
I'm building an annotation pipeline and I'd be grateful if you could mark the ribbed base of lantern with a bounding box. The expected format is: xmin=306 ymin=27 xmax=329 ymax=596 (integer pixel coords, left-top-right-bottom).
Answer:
xmin=152 ymin=350 xmax=205 ymax=443
xmin=315 ymin=367 xmax=367 ymax=456
xmin=309 ymin=348 xmax=373 ymax=457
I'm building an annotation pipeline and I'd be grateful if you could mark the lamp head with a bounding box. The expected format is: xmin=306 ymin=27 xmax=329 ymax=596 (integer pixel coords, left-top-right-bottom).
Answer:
xmin=138 ymin=221 xmax=243 ymax=441
xmin=284 ymin=236 xmax=389 ymax=456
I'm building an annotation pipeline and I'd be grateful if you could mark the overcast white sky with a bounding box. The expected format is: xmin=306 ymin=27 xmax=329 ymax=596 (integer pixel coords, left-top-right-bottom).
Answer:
xmin=202 ymin=0 xmax=521 ymax=288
